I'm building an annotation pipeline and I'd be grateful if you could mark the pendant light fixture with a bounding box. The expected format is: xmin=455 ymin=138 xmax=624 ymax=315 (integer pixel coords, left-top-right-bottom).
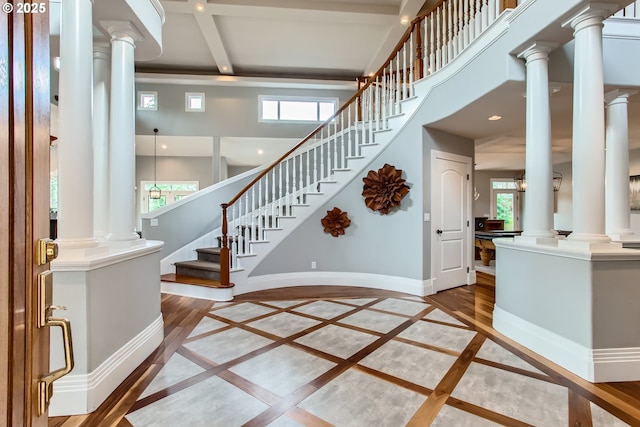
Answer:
xmin=149 ymin=128 xmax=162 ymax=200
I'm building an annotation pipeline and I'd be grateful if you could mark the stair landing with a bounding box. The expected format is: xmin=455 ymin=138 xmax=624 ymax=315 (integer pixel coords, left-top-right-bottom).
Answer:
xmin=161 ymin=273 xmax=234 ymax=302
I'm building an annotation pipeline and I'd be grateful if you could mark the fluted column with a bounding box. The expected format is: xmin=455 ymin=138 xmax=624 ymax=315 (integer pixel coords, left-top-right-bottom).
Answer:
xmin=605 ymin=89 xmax=638 ymax=240
xmin=57 ymin=0 xmax=99 ymax=249
xmin=106 ymin=22 xmax=140 ymax=242
xmin=93 ymin=43 xmax=111 ymax=239
xmin=517 ymin=42 xmax=558 ymax=243
xmin=562 ymin=4 xmax=617 ymax=246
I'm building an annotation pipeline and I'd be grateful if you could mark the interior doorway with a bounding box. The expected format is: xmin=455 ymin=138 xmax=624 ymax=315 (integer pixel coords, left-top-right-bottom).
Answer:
xmin=490 ymin=179 xmax=521 ymax=231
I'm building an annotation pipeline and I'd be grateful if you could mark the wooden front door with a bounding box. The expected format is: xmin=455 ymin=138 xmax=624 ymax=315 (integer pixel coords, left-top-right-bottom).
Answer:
xmin=1 ymin=8 xmax=52 ymax=426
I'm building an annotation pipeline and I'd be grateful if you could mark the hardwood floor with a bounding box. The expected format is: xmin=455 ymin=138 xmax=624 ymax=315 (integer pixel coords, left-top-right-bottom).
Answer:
xmin=49 ymin=279 xmax=640 ymax=427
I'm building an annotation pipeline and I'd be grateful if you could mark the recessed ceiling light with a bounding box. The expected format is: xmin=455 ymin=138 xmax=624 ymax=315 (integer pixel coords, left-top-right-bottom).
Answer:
xmin=488 ymin=115 xmax=502 ymax=121
xmin=257 ymin=149 xmax=264 ymax=155
xmin=400 ymin=16 xmax=410 ymax=25
xmin=195 ymin=3 xmax=205 ymax=12
xmin=222 ymin=66 xmax=228 ymax=71
xmin=161 ymin=144 xmax=167 ymax=149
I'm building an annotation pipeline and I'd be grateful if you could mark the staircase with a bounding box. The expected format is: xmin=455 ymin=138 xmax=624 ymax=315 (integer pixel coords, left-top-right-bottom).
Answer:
xmin=163 ymin=0 xmax=510 ymax=301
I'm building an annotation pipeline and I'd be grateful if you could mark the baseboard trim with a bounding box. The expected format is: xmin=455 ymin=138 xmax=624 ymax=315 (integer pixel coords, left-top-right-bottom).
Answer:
xmin=243 ymin=272 xmax=434 ymax=297
xmin=49 ymin=314 xmax=164 ymax=416
xmin=493 ymin=305 xmax=640 ymax=382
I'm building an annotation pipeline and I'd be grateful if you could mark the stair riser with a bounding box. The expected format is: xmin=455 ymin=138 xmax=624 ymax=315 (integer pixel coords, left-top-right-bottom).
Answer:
xmin=198 ymin=253 xmax=220 ymax=263
xmin=176 ymin=266 xmax=221 ymax=281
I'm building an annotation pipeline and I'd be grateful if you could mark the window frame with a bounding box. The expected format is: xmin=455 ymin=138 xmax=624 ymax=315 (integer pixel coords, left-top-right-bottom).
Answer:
xmin=185 ymin=92 xmax=205 ymax=112
xmin=137 ymin=91 xmax=158 ymax=111
xmin=258 ymin=95 xmax=338 ymax=123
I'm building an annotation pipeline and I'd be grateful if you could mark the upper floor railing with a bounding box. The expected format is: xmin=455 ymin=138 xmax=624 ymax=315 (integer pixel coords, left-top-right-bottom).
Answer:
xmin=218 ymin=0 xmax=519 ymax=287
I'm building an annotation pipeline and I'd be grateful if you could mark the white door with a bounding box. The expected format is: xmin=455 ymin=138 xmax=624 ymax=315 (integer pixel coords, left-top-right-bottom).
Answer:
xmin=431 ymin=151 xmax=472 ymax=292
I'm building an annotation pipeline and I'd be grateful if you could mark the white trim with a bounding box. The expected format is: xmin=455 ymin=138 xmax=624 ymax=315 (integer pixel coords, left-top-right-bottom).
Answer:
xmin=494 ymin=238 xmax=640 ymax=261
xmin=161 ymin=281 xmax=233 ymax=302
xmin=51 ymin=240 xmax=164 ymax=271
xmin=49 ymin=314 xmax=164 ymax=416
xmin=137 ymin=90 xmax=158 ymax=111
xmin=185 ymin=92 xmax=205 ymax=112
xmin=494 ymin=305 xmax=640 ymax=382
xmin=242 ymin=272 xmax=434 ymax=297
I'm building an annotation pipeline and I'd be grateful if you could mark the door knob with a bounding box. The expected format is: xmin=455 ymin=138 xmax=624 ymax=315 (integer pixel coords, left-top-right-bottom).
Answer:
xmin=436 ymin=229 xmax=443 ymax=235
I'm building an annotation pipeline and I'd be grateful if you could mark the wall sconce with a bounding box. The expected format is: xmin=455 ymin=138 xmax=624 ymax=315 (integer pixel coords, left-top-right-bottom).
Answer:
xmin=149 ymin=128 xmax=162 ymax=200
xmin=513 ymin=170 xmax=562 ymax=192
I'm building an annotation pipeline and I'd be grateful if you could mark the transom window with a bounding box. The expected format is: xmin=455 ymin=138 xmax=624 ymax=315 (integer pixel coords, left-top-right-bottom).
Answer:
xmin=138 ymin=91 xmax=158 ymax=111
xmin=259 ymin=96 xmax=337 ymax=122
xmin=185 ymin=92 xmax=205 ymax=112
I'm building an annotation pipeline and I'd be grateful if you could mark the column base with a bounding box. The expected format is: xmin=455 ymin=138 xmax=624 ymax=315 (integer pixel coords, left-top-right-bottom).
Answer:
xmin=56 ymin=237 xmax=100 ymax=250
xmin=607 ymin=231 xmax=638 ymax=242
xmin=105 ymin=232 xmax=141 ymax=242
xmin=565 ymin=232 xmax=611 ymax=244
xmin=558 ymin=239 xmax=622 ymax=252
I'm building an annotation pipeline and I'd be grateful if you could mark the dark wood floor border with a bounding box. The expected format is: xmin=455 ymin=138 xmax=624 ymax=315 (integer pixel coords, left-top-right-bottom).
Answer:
xmin=407 ymin=333 xmax=487 ymax=426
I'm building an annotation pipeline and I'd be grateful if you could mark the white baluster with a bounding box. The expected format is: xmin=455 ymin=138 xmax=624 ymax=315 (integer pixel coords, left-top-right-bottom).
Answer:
xmin=320 ymin=128 xmax=326 ymax=180
xmin=285 ymin=158 xmax=290 ymax=214
xmin=340 ymin=111 xmax=346 ymax=163
xmin=245 ymin=192 xmax=251 ymax=245
xmin=298 ymin=152 xmax=304 ymax=203
xmin=409 ymin=32 xmax=414 ymax=96
xmin=489 ymin=0 xmax=497 ymax=23
xmin=271 ymin=168 xmax=276 ymax=223
xmin=396 ymin=54 xmax=401 ymax=105
xmin=264 ymin=171 xmax=270 ymax=228
xmin=347 ymin=107 xmax=353 ymax=158
xmin=368 ymin=86 xmax=374 ymax=144
xmin=453 ymin=0 xmax=460 ymax=57
xmin=430 ymin=13 xmax=435 ymax=74
xmin=482 ymin=0 xmax=489 ymax=33
xmin=305 ymin=144 xmax=310 ymax=193
xmin=463 ymin=0 xmax=469 ymax=49
xmin=257 ymin=180 xmax=263 ymax=239
xmin=423 ymin=18 xmax=429 ymax=76
xmin=448 ymin=0 xmax=453 ymax=63
xmin=435 ymin=7 xmax=441 ymax=71
xmin=402 ymin=41 xmax=407 ymax=100
xmin=292 ymin=155 xmax=298 ymax=204
xmin=278 ymin=162 xmax=283 ymax=215
xmin=474 ymin=0 xmax=482 ymax=37
xmin=333 ymin=115 xmax=339 ymax=169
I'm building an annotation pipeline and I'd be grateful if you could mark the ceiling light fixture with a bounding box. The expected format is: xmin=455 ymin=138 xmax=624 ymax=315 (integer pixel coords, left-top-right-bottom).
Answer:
xmin=400 ymin=16 xmax=409 ymax=25
xmin=161 ymin=144 xmax=167 ymax=149
xmin=195 ymin=3 xmax=205 ymax=12
xmin=513 ymin=171 xmax=563 ymax=192
xmin=488 ymin=115 xmax=502 ymax=121
xmin=257 ymin=149 xmax=264 ymax=155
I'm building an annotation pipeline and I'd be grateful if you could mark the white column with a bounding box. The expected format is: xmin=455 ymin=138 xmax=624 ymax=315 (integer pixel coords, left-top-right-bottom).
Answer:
xmin=106 ymin=23 xmax=140 ymax=242
xmin=93 ymin=43 xmax=111 ymax=239
xmin=517 ymin=42 xmax=558 ymax=244
xmin=605 ymin=89 xmax=638 ymax=240
xmin=561 ymin=4 xmax=617 ymax=247
xmin=57 ymin=0 xmax=99 ymax=249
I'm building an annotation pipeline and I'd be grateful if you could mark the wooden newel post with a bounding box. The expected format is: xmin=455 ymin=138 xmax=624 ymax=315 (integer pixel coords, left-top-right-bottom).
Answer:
xmin=414 ymin=20 xmax=424 ymax=80
xmin=220 ymin=203 xmax=230 ymax=287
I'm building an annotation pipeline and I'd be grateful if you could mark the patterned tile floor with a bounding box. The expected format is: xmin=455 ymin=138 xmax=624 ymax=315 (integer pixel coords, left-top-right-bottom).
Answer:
xmin=122 ymin=294 xmax=631 ymax=427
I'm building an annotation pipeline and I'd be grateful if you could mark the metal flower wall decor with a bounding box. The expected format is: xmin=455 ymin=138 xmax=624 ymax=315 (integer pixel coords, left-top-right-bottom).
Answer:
xmin=321 ymin=207 xmax=351 ymax=237
xmin=362 ymin=163 xmax=410 ymax=214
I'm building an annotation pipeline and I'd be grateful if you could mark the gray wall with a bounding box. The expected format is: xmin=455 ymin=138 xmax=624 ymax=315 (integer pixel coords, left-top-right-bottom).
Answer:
xmin=135 ymin=84 xmax=356 ymax=138
xmin=251 ymin=125 xmax=474 ymax=282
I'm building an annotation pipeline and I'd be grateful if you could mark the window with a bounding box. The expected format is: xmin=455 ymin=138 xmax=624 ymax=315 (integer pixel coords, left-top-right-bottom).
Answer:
xmin=259 ymin=96 xmax=337 ymax=122
xmin=490 ymin=179 xmax=520 ymax=231
xmin=138 ymin=91 xmax=158 ymax=110
xmin=185 ymin=92 xmax=205 ymax=112
xmin=141 ymin=181 xmax=199 ymax=213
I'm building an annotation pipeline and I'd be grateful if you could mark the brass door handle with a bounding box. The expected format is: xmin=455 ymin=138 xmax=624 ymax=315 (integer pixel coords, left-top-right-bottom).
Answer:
xmin=37 ymin=271 xmax=75 ymax=415
xmin=38 ymin=316 xmax=74 ymax=415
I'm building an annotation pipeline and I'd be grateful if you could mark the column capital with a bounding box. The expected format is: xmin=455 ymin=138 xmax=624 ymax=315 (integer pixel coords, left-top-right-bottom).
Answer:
xmin=93 ymin=41 xmax=111 ymax=60
xmin=517 ymin=41 xmax=559 ymax=62
xmin=605 ymin=89 xmax=638 ymax=105
xmin=102 ymin=21 xmax=142 ymax=46
xmin=562 ymin=3 xmax=618 ymax=32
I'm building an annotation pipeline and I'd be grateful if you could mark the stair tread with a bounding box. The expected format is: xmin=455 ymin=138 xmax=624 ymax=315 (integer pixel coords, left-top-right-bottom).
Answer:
xmin=161 ymin=273 xmax=233 ymax=289
xmin=196 ymin=247 xmax=221 ymax=254
xmin=175 ymin=260 xmax=221 ymax=271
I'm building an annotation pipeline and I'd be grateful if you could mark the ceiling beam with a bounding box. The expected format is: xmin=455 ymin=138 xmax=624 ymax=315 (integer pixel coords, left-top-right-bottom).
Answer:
xmin=187 ymin=0 xmax=234 ymax=74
